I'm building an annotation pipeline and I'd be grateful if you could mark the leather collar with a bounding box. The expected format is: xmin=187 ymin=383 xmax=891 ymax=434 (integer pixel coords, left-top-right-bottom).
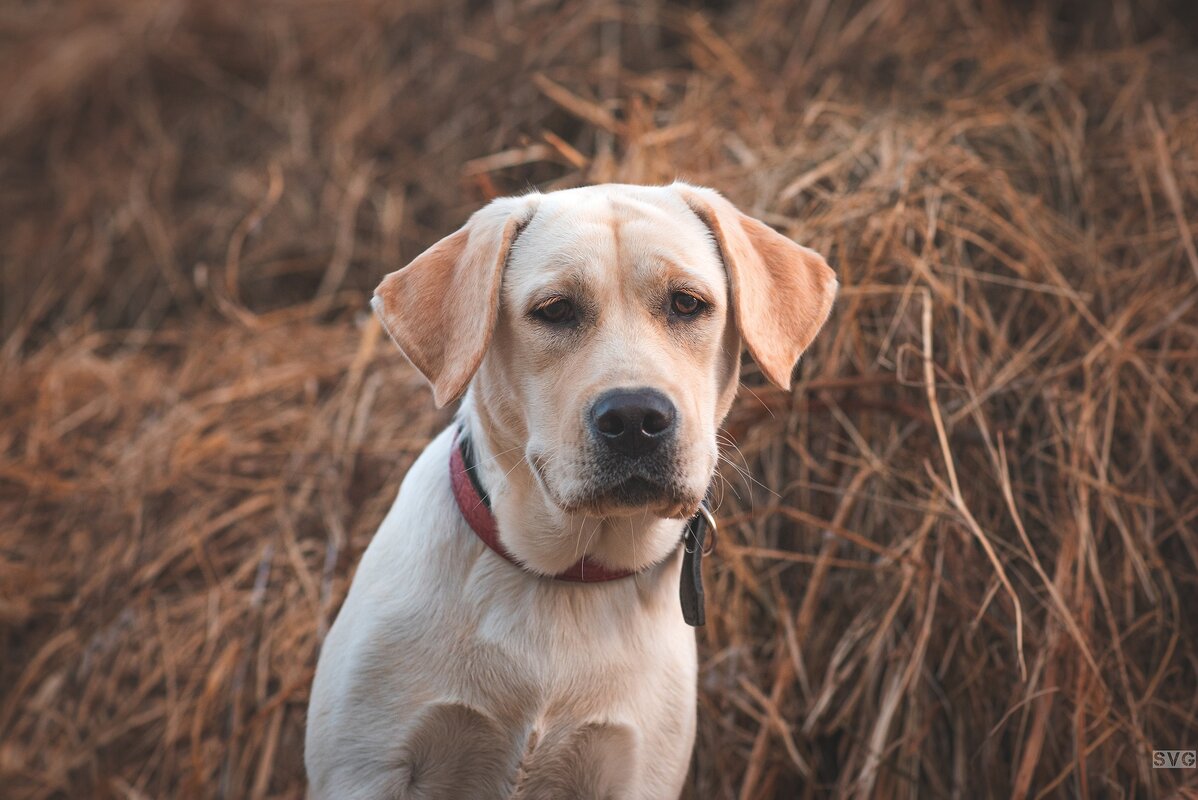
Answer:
xmin=449 ymin=429 xmax=715 ymax=625
xmin=450 ymin=432 xmax=635 ymax=582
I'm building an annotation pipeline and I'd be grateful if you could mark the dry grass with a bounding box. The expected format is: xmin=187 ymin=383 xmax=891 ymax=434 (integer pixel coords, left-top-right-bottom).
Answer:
xmin=3 ymin=0 xmax=1198 ymax=797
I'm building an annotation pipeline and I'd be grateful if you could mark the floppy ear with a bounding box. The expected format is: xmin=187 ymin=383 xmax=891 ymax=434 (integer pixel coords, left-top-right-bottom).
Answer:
xmin=372 ymin=194 xmax=540 ymax=407
xmin=676 ymin=184 xmax=838 ymax=390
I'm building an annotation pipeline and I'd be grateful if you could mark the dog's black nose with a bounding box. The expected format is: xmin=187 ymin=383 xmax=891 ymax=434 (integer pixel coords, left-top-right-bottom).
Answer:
xmin=590 ymin=388 xmax=677 ymax=457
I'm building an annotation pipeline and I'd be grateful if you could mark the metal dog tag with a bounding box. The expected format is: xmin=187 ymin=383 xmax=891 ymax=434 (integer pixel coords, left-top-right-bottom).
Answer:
xmin=680 ymin=503 xmax=716 ymax=627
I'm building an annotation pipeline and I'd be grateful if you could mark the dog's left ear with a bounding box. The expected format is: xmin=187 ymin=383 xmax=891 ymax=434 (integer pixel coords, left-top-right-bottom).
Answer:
xmin=675 ymin=184 xmax=838 ymax=390
xmin=372 ymin=194 xmax=540 ymax=407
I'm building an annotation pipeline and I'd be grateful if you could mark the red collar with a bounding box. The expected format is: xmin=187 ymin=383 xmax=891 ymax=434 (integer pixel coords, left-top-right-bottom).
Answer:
xmin=450 ymin=434 xmax=637 ymax=582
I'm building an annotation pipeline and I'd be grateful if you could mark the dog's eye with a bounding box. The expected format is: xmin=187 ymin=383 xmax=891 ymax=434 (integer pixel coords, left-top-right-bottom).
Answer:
xmin=533 ymin=297 xmax=576 ymax=325
xmin=670 ymin=292 xmax=704 ymax=317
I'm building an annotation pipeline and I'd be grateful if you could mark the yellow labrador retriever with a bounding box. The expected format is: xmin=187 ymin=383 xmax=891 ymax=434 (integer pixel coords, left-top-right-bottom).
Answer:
xmin=305 ymin=183 xmax=836 ymax=799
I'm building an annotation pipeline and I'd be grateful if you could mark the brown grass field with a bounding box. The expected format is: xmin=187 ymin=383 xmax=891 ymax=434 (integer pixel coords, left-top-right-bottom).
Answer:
xmin=2 ymin=0 xmax=1198 ymax=797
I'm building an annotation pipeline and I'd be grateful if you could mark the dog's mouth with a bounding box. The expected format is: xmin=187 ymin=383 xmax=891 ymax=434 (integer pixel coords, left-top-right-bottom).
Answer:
xmin=580 ymin=476 xmax=697 ymax=517
xmin=530 ymin=451 xmax=703 ymax=519
xmin=607 ymin=476 xmax=667 ymax=505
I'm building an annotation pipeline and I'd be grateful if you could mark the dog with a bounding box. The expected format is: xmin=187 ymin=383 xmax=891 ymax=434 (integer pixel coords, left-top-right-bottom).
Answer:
xmin=305 ymin=182 xmax=837 ymax=799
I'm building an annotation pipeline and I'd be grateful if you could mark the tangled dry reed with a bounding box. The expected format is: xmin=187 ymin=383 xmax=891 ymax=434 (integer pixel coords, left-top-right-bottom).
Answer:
xmin=2 ymin=0 xmax=1197 ymax=797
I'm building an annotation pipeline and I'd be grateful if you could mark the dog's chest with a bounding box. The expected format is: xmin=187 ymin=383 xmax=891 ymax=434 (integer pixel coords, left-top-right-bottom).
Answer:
xmin=382 ymin=592 xmax=696 ymax=798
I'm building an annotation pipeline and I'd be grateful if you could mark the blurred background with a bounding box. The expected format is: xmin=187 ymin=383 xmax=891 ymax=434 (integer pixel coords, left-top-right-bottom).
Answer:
xmin=2 ymin=0 xmax=1197 ymax=797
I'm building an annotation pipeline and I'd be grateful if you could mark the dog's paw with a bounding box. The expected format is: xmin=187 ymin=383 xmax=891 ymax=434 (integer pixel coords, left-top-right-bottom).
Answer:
xmin=512 ymin=721 xmax=637 ymax=800
xmin=389 ymin=703 xmax=516 ymax=799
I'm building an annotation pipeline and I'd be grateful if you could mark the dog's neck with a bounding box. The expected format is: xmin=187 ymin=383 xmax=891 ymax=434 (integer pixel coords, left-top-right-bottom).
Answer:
xmin=457 ymin=397 xmax=685 ymax=578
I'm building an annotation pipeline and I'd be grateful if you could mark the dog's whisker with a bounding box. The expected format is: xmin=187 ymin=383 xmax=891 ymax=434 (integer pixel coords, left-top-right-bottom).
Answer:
xmin=632 ymin=515 xmax=639 ymax=576
xmin=578 ymin=518 xmax=601 ymax=574
xmin=464 ymin=443 xmax=525 ymax=473
xmin=716 ymin=449 xmax=773 ymax=499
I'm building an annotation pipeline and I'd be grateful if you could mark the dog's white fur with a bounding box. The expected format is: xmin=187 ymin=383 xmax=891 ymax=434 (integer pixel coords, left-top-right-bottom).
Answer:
xmin=305 ymin=183 xmax=837 ymax=799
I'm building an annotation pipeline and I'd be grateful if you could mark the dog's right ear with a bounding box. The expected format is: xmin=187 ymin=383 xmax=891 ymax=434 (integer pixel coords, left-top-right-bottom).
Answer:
xmin=372 ymin=195 xmax=540 ymax=407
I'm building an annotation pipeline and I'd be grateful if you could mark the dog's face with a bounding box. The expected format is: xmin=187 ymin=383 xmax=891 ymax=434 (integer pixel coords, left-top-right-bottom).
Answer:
xmin=373 ymin=183 xmax=837 ymax=521
xmin=486 ymin=189 xmax=737 ymax=518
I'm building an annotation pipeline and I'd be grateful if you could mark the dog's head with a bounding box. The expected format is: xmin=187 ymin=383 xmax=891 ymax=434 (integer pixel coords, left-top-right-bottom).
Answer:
xmin=373 ymin=183 xmax=836 ymax=523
